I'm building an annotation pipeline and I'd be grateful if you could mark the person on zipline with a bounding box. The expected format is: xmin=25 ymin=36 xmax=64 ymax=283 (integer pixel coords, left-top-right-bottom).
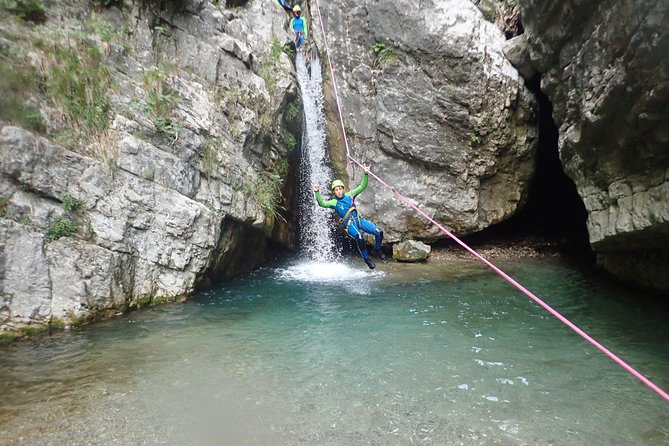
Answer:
xmin=275 ymin=0 xmax=293 ymax=13
xmin=313 ymin=164 xmax=387 ymax=269
xmin=290 ymin=5 xmax=308 ymax=49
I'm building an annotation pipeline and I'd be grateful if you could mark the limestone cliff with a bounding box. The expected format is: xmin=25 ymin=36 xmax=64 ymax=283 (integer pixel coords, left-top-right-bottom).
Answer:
xmin=311 ymin=0 xmax=538 ymax=241
xmin=0 ymin=0 xmax=300 ymax=333
xmin=507 ymin=0 xmax=669 ymax=290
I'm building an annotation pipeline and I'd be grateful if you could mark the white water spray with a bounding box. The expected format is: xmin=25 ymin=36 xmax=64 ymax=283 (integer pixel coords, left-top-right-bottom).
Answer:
xmin=295 ymin=51 xmax=338 ymax=261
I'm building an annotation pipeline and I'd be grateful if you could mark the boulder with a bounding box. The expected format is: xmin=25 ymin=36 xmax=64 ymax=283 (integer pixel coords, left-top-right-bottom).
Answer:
xmin=314 ymin=0 xmax=538 ymax=242
xmin=393 ymin=240 xmax=432 ymax=262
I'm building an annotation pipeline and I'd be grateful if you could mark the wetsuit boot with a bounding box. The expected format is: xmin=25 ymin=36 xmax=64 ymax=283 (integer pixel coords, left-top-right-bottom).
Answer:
xmin=364 ymin=257 xmax=376 ymax=269
xmin=373 ymin=229 xmax=386 ymax=260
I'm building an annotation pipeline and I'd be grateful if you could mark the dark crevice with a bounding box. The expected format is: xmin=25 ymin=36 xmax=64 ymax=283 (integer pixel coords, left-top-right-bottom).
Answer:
xmin=225 ymin=0 xmax=249 ymax=7
xmin=460 ymin=74 xmax=594 ymax=259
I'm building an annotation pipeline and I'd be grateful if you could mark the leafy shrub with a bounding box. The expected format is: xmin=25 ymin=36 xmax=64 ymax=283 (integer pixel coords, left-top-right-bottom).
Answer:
xmin=285 ymin=101 xmax=300 ymax=123
xmin=372 ymin=42 xmax=396 ymax=67
xmin=61 ymin=194 xmax=84 ymax=213
xmin=45 ymin=218 xmax=78 ymax=242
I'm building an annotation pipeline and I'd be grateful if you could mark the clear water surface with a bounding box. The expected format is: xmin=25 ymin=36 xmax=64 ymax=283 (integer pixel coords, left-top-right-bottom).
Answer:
xmin=1 ymin=257 xmax=668 ymax=445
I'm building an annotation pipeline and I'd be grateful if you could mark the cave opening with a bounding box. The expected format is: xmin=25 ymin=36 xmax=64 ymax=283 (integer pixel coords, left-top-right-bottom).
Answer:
xmin=460 ymin=74 xmax=593 ymax=258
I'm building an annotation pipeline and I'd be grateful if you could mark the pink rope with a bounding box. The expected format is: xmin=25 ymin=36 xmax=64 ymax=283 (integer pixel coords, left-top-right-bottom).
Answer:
xmin=311 ymin=0 xmax=669 ymax=403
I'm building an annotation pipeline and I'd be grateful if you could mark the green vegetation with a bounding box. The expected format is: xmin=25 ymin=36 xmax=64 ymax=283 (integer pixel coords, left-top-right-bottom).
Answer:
xmin=270 ymin=36 xmax=284 ymax=61
xmin=2 ymin=0 xmax=47 ymax=23
xmin=83 ymin=13 xmax=132 ymax=51
xmin=201 ymin=137 xmax=218 ymax=179
xmin=344 ymin=122 xmax=356 ymax=137
xmin=45 ymin=217 xmax=78 ymax=242
xmin=228 ymin=123 xmax=241 ymax=139
xmin=254 ymin=171 xmax=284 ymax=220
xmin=142 ymin=66 xmax=181 ymax=137
xmin=253 ymin=157 xmax=290 ymax=220
xmin=49 ymin=318 xmax=66 ymax=329
xmin=274 ymin=157 xmax=289 ymax=179
xmin=282 ymin=43 xmax=295 ymax=58
xmin=35 ymin=29 xmax=112 ymax=146
xmin=64 ymin=310 xmax=87 ymax=327
xmin=61 ymin=194 xmax=84 ymax=213
xmin=282 ymin=130 xmax=297 ymax=150
xmin=0 ymin=46 xmax=46 ymax=133
xmin=257 ymin=110 xmax=274 ymax=136
xmin=0 ymin=196 xmax=10 ymax=217
xmin=254 ymin=64 xmax=277 ymax=137
xmin=0 ymin=332 xmax=19 ymax=343
xmin=130 ymin=294 xmax=153 ymax=309
xmin=285 ymin=100 xmax=300 ymax=123
xmin=153 ymin=25 xmax=170 ymax=37
xmin=17 ymin=215 xmax=32 ymax=227
xmin=372 ymin=41 xmax=396 ymax=67
xmin=258 ymin=62 xmax=277 ymax=96
xmin=483 ymin=9 xmax=497 ymax=22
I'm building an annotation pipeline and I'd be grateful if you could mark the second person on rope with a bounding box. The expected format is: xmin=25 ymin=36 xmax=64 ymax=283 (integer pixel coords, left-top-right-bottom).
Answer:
xmin=313 ymin=164 xmax=387 ymax=269
xmin=290 ymin=4 xmax=308 ymax=49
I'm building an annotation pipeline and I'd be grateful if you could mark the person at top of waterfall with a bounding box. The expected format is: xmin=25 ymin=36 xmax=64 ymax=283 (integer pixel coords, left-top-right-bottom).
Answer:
xmin=290 ymin=5 xmax=308 ymax=49
xmin=275 ymin=0 xmax=292 ymax=13
xmin=313 ymin=164 xmax=387 ymax=270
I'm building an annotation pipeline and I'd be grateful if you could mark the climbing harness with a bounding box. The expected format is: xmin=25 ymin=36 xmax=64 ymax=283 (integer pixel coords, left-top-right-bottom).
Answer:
xmin=295 ymin=31 xmax=305 ymax=49
xmin=340 ymin=205 xmax=357 ymax=227
xmin=311 ymin=0 xmax=669 ymax=403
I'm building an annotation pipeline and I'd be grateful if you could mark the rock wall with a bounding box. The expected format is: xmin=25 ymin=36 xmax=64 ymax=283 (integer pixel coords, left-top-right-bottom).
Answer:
xmin=511 ymin=0 xmax=669 ymax=291
xmin=0 ymin=0 xmax=300 ymax=333
xmin=311 ymin=0 xmax=538 ymax=241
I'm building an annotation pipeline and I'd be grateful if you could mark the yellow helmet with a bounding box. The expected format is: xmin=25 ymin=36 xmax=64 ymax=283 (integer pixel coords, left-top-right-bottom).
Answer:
xmin=331 ymin=179 xmax=345 ymax=191
xmin=292 ymin=4 xmax=301 ymax=12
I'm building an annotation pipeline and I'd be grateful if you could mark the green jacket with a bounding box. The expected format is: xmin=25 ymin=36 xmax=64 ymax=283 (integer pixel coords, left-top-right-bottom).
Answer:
xmin=315 ymin=174 xmax=368 ymax=219
xmin=290 ymin=16 xmax=308 ymax=37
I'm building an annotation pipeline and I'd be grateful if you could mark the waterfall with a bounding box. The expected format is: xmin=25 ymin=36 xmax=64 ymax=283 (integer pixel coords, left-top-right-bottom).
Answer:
xmin=295 ymin=51 xmax=339 ymax=261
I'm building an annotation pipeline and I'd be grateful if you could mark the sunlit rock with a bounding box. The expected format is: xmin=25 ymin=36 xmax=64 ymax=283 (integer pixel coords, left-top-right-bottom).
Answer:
xmin=393 ymin=240 xmax=431 ymax=262
xmin=314 ymin=0 xmax=538 ymax=242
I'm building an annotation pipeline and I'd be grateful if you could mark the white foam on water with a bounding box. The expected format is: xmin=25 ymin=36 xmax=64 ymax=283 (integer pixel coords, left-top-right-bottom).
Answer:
xmin=274 ymin=261 xmax=385 ymax=284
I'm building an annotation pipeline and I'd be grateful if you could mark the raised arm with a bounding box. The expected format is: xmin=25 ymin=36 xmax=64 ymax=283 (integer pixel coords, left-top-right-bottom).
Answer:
xmin=348 ymin=164 xmax=371 ymax=196
xmin=313 ymin=183 xmax=337 ymax=208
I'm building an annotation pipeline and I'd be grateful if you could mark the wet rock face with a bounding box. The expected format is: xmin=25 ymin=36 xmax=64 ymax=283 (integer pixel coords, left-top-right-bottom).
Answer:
xmin=315 ymin=0 xmax=538 ymax=242
xmin=0 ymin=0 xmax=298 ymax=332
xmin=517 ymin=0 xmax=669 ymax=290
